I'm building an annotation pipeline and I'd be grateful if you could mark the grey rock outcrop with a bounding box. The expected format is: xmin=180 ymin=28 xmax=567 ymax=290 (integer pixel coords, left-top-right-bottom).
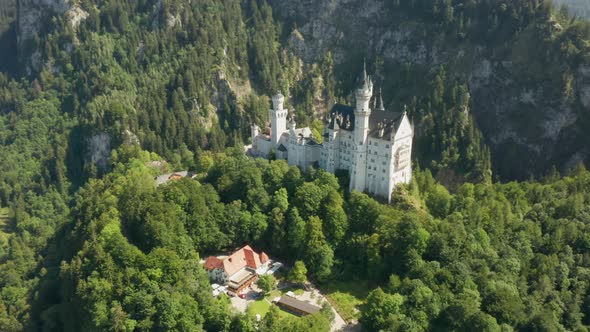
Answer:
xmin=17 ymin=0 xmax=87 ymax=74
xmin=88 ymin=132 xmax=111 ymax=172
xmin=17 ymin=0 xmax=70 ymax=73
xmin=553 ymin=0 xmax=590 ymax=19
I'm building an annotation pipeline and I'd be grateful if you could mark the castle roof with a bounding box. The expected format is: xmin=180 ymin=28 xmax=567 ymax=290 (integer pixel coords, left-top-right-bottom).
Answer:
xmin=368 ymin=111 xmax=403 ymax=139
xmin=327 ymin=104 xmax=355 ymax=131
xmin=326 ymin=103 xmax=401 ymax=139
xmin=357 ymin=60 xmax=373 ymax=92
xmin=306 ymin=140 xmax=319 ymax=146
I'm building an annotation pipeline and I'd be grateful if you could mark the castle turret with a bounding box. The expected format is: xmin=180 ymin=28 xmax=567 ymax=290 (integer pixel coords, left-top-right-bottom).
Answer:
xmin=354 ymin=62 xmax=373 ymax=139
xmin=350 ymin=62 xmax=373 ymax=193
xmin=288 ymin=114 xmax=297 ymax=132
xmin=355 ymin=62 xmax=373 ymax=113
xmin=272 ymin=92 xmax=285 ymax=111
xmin=251 ymin=124 xmax=260 ymax=145
xmin=269 ymin=92 xmax=288 ymax=147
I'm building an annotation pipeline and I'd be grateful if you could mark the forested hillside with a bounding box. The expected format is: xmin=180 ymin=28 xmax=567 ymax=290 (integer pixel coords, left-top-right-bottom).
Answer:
xmin=15 ymin=146 xmax=590 ymax=331
xmin=0 ymin=0 xmax=590 ymax=331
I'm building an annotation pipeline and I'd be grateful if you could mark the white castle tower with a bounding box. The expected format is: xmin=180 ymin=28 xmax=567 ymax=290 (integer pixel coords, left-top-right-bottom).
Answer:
xmin=269 ymin=92 xmax=288 ymax=147
xmin=250 ymin=124 xmax=260 ymax=150
xmin=350 ymin=63 xmax=373 ymax=193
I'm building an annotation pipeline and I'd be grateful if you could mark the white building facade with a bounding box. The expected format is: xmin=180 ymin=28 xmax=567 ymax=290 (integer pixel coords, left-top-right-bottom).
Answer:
xmin=248 ymin=67 xmax=413 ymax=202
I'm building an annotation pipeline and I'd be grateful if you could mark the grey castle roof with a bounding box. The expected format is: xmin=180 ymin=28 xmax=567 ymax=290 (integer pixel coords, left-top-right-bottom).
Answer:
xmin=327 ymin=104 xmax=355 ymax=131
xmin=306 ymin=140 xmax=319 ymax=146
xmin=368 ymin=111 xmax=402 ymax=139
xmin=326 ymin=103 xmax=402 ymax=139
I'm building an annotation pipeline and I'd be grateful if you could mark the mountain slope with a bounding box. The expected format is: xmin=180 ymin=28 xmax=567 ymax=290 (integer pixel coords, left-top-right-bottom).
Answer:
xmin=270 ymin=0 xmax=590 ymax=180
xmin=1 ymin=1 xmax=590 ymax=331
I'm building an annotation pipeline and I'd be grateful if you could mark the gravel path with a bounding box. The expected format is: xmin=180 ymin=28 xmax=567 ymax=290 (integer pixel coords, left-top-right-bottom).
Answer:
xmin=291 ymin=286 xmax=347 ymax=332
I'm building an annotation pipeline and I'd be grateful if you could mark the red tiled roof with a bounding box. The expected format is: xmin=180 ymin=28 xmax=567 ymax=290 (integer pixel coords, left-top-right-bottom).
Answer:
xmin=204 ymin=256 xmax=224 ymax=270
xmin=203 ymin=246 xmax=269 ymax=276
xmin=244 ymin=248 xmax=258 ymax=268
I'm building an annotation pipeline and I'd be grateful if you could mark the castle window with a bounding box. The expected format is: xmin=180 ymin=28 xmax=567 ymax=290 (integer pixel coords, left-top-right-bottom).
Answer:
xmin=395 ymin=145 xmax=411 ymax=171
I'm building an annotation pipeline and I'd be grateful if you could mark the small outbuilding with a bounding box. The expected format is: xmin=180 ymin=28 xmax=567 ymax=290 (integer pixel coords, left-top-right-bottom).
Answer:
xmin=274 ymin=295 xmax=321 ymax=316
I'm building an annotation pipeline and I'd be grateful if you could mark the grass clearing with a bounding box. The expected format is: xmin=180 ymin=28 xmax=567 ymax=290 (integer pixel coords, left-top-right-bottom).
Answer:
xmin=247 ymin=299 xmax=271 ymax=317
xmin=321 ymin=280 xmax=371 ymax=322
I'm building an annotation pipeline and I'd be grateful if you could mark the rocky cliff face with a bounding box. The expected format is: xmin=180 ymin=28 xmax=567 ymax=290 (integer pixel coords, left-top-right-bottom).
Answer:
xmin=17 ymin=0 xmax=87 ymax=74
xmin=17 ymin=0 xmax=70 ymax=73
xmin=271 ymin=0 xmax=590 ymax=179
xmin=554 ymin=0 xmax=590 ymax=19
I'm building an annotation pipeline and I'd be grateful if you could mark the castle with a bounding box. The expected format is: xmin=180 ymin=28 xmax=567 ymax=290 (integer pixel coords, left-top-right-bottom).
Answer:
xmin=248 ymin=65 xmax=413 ymax=202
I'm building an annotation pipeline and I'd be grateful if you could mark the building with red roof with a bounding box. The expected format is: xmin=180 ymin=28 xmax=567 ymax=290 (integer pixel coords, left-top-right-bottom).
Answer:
xmin=204 ymin=246 xmax=271 ymax=294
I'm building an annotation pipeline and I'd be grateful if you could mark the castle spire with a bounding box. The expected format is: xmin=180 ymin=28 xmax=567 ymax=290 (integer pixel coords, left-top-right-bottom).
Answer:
xmin=376 ymin=88 xmax=385 ymax=111
xmin=355 ymin=59 xmax=373 ymax=113
xmin=358 ymin=59 xmax=372 ymax=90
xmin=356 ymin=60 xmax=373 ymax=94
xmin=361 ymin=60 xmax=367 ymax=84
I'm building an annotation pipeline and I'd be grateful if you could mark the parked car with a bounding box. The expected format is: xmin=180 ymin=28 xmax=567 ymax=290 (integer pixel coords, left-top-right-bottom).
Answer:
xmin=252 ymin=292 xmax=263 ymax=300
xmin=239 ymin=293 xmax=246 ymax=299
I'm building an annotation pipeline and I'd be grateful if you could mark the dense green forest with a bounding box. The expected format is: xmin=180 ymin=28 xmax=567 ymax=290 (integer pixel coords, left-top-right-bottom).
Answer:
xmin=1 ymin=0 xmax=590 ymax=331
xmin=7 ymin=145 xmax=590 ymax=331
